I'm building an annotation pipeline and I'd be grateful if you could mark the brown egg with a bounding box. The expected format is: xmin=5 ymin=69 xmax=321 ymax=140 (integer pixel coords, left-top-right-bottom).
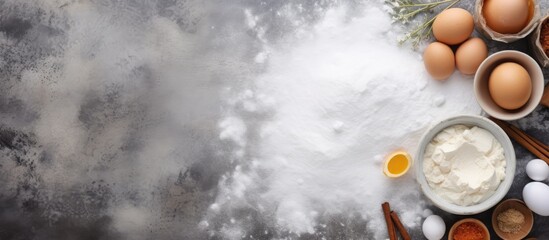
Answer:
xmin=488 ymin=62 xmax=532 ymax=110
xmin=423 ymin=42 xmax=455 ymax=80
xmin=455 ymin=38 xmax=488 ymax=75
xmin=433 ymin=8 xmax=474 ymax=45
xmin=483 ymin=0 xmax=529 ymax=34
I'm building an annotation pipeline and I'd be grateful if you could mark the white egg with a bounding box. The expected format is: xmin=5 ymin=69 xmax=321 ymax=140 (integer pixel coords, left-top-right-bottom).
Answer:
xmin=422 ymin=215 xmax=446 ymax=240
xmin=523 ymin=182 xmax=549 ymax=216
xmin=526 ymin=159 xmax=549 ymax=181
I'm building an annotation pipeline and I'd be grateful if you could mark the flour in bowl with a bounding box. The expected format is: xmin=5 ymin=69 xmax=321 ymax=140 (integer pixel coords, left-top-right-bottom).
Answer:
xmin=423 ymin=125 xmax=506 ymax=206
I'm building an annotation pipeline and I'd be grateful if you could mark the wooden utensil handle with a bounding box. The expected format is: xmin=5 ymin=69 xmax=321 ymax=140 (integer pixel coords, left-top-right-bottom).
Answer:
xmin=542 ymin=84 xmax=549 ymax=108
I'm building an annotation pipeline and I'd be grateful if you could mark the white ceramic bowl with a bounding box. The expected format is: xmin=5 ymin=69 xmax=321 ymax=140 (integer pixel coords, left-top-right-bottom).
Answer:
xmin=474 ymin=50 xmax=544 ymax=120
xmin=415 ymin=115 xmax=516 ymax=215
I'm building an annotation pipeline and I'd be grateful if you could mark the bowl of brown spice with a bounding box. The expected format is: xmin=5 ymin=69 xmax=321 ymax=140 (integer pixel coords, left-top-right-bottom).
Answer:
xmin=448 ymin=218 xmax=490 ymax=240
xmin=492 ymin=199 xmax=534 ymax=240
xmin=530 ymin=15 xmax=549 ymax=67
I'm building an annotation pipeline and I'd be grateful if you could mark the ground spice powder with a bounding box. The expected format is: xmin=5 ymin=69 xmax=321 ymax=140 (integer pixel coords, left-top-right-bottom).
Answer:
xmin=541 ymin=19 xmax=549 ymax=57
xmin=453 ymin=222 xmax=486 ymax=240
xmin=497 ymin=208 xmax=525 ymax=233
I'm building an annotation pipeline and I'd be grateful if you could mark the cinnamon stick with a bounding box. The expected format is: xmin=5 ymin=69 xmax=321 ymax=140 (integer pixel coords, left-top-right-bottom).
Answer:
xmin=382 ymin=202 xmax=397 ymax=240
xmin=390 ymin=211 xmax=411 ymax=240
xmin=507 ymin=123 xmax=549 ymax=157
xmin=528 ymin=134 xmax=549 ymax=153
xmin=491 ymin=118 xmax=549 ymax=164
xmin=507 ymin=122 xmax=549 ymax=153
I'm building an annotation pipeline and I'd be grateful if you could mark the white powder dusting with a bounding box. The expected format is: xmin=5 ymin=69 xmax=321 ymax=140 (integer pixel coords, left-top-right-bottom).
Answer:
xmin=210 ymin=2 xmax=481 ymax=239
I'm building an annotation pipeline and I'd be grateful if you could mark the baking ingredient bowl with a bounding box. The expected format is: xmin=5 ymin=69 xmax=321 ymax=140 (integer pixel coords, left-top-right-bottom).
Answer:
xmin=491 ymin=199 xmax=533 ymax=240
xmin=530 ymin=15 xmax=549 ymax=67
xmin=474 ymin=50 xmax=544 ymax=120
xmin=416 ymin=115 xmax=516 ymax=215
xmin=448 ymin=218 xmax=490 ymax=240
xmin=474 ymin=0 xmax=540 ymax=43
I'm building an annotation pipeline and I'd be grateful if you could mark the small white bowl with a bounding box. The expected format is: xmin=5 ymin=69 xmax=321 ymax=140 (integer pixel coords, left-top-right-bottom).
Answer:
xmin=415 ymin=115 xmax=516 ymax=215
xmin=474 ymin=50 xmax=544 ymax=120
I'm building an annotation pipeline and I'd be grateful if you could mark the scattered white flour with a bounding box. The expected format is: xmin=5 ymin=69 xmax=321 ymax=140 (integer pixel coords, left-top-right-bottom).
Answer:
xmin=423 ymin=125 xmax=506 ymax=206
xmin=210 ymin=2 xmax=481 ymax=239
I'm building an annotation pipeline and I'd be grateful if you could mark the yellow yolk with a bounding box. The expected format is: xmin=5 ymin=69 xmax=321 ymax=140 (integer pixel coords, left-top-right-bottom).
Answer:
xmin=388 ymin=154 xmax=408 ymax=174
xmin=383 ymin=151 xmax=412 ymax=178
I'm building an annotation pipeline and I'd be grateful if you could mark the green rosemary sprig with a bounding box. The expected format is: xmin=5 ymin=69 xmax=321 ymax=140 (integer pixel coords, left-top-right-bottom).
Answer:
xmin=385 ymin=0 xmax=462 ymax=48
